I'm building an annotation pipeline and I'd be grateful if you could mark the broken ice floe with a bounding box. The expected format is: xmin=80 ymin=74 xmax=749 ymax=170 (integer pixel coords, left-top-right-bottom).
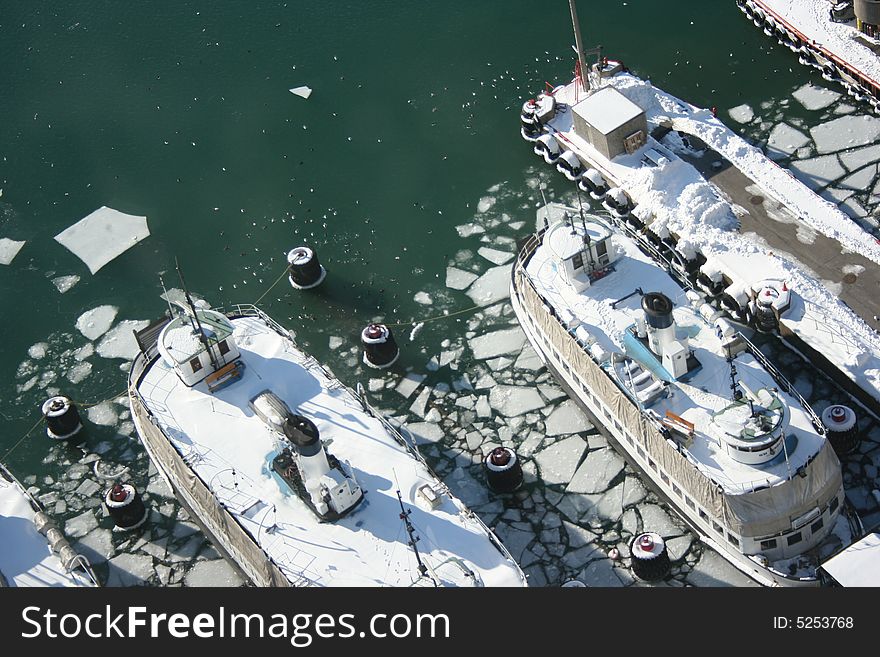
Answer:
xmin=395 ymin=372 xmax=426 ymax=398
xmin=533 ymin=436 xmax=586 ymax=486
xmin=465 ymin=265 xmax=511 ymax=305
xmin=469 ymin=326 xmax=525 ymax=360
xmin=445 ymin=266 xmax=478 ymax=290
xmin=544 ymin=400 xmax=591 ymax=436
xmin=51 ymin=274 xmax=80 ymax=293
xmin=788 ymin=155 xmax=846 ymax=189
xmin=810 ymin=115 xmax=880 ymax=154
xmin=0 ymin=238 xmax=26 ymax=265
xmin=184 ymin=559 xmax=244 ymax=587
xmin=413 ymin=291 xmax=433 ymax=305
xmin=767 ymin=123 xmax=810 ymax=159
xmin=96 ymin=319 xmax=150 ymax=359
xmin=792 ymin=83 xmax=841 ymax=111
xmin=87 ymin=401 xmax=119 ymax=427
xmin=54 ymin=206 xmax=150 ymax=274
xmin=727 ymin=104 xmax=754 ymax=124
xmin=488 ymin=385 xmax=545 ymax=417
xmin=477 ymin=246 xmax=514 ymax=265
xmin=76 ymin=305 xmax=119 ymax=340
xmin=289 ymin=85 xmax=312 ymax=99
xmin=405 ymin=422 xmax=445 ymax=445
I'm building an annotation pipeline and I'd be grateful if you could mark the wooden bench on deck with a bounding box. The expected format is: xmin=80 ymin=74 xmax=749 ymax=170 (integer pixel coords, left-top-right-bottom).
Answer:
xmin=206 ymin=360 xmax=245 ymax=393
xmin=661 ymin=410 xmax=695 ymax=439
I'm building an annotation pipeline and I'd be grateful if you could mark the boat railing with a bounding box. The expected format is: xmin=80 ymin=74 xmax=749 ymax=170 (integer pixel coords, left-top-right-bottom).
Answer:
xmin=737 ymin=332 xmax=826 ymax=435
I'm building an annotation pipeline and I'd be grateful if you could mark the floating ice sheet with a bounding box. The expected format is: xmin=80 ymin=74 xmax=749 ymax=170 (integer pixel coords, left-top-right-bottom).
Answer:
xmin=468 ymin=327 xmax=525 ymax=360
xmin=788 ymin=155 xmax=846 ymax=189
xmin=792 ymin=83 xmax=841 ymax=111
xmin=533 ymin=436 xmax=586 ymax=486
xmin=727 ymin=104 xmax=754 ymax=124
xmin=544 ymin=400 xmax=591 ymax=436
xmin=184 ymin=559 xmax=244 ymax=587
xmin=88 ymin=401 xmax=119 ymax=426
xmin=767 ymin=123 xmax=810 ymax=159
xmin=445 ymin=266 xmax=478 ymax=290
xmin=289 ymin=85 xmax=312 ymax=99
xmin=405 ymin=421 xmax=445 ymax=445
xmin=54 ymin=206 xmax=150 ymax=274
xmin=76 ymin=305 xmax=119 ymax=340
xmin=96 ymin=319 xmax=149 ymax=359
xmin=566 ymin=448 xmax=624 ymax=494
xmin=465 ymin=265 xmax=512 ymax=305
xmin=810 ymin=115 xmax=880 ymax=154
xmin=0 ymin=238 xmax=26 ymax=265
xmin=477 ymin=246 xmax=513 ymax=265
xmin=106 ymin=553 xmax=154 ymax=587
xmin=51 ymin=274 xmax=80 ymax=293
xmin=488 ymin=384 xmax=545 ymax=417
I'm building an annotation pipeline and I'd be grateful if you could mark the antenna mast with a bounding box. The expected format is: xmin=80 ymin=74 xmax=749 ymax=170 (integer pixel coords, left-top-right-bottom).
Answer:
xmin=175 ymin=257 xmax=220 ymax=371
xmin=396 ymin=489 xmax=437 ymax=587
xmin=569 ymin=0 xmax=590 ymax=92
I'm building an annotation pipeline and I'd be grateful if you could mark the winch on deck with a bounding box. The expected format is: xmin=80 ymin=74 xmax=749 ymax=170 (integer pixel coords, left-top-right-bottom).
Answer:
xmin=251 ymin=390 xmax=363 ymax=521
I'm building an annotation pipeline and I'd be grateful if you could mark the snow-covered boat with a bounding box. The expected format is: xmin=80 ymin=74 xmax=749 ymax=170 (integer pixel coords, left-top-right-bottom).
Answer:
xmin=510 ymin=203 xmax=849 ymax=586
xmin=737 ymin=0 xmax=880 ymax=108
xmin=0 ymin=462 xmax=99 ymax=587
xmin=522 ymin=1 xmax=880 ymax=427
xmin=128 ymin=294 xmax=527 ymax=587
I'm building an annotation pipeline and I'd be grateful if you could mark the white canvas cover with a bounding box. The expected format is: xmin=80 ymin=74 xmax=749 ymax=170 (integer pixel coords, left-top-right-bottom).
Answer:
xmin=55 ymin=206 xmax=150 ymax=274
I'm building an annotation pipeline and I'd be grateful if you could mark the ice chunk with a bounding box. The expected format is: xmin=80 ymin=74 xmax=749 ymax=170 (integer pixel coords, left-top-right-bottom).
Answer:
xmin=27 ymin=342 xmax=48 ymax=359
xmin=488 ymin=384 xmax=544 ymax=417
xmin=792 ymin=83 xmax=841 ymax=111
xmin=639 ymin=503 xmax=686 ymax=538
xmin=73 ymin=528 xmax=114 ymax=564
xmin=405 ymin=422 xmax=445 ymax=445
xmin=579 ymin=558 xmax=627 ymax=587
xmin=544 ymin=400 xmax=591 ymax=436
xmin=840 ymin=144 xmax=880 ymax=172
xmin=106 ymin=553 xmax=154 ymax=587
xmin=788 ymin=155 xmax=846 ymax=189
xmin=51 ymin=274 xmax=80 ymax=293
xmin=455 ymin=223 xmax=485 ymax=237
xmin=74 ymin=343 xmax=94 ymax=361
xmin=477 ymin=247 xmax=514 ymax=265
xmin=367 ymin=378 xmax=384 ymax=392
xmin=88 ymin=401 xmax=119 ymax=426
xmin=465 ymin=264 xmax=512 ymax=305
xmin=0 ymin=238 xmax=26 ymax=265
xmin=54 ymin=207 xmax=150 ymax=274
xmin=475 ymin=396 xmax=492 ymax=418
xmin=184 ymin=559 xmax=244 ymax=587
xmin=76 ymin=305 xmax=119 ymax=340
xmin=289 ymin=85 xmax=312 ymax=99
xmin=514 ymin=345 xmax=543 ymax=371
xmin=409 ymin=387 xmax=431 ymax=418
xmin=96 ymin=319 xmax=149 ymax=359
xmin=727 ymin=104 xmax=754 ymax=124
xmin=840 ymin=165 xmax=877 ymax=191
xmin=534 ymin=436 xmax=587 ymax=485
xmin=476 ymin=196 xmax=496 ymax=213
xmin=810 ymin=115 xmax=880 ymax=154
xmin=567 ymin=448 xmax=624 ymax=494
xmin=395 ymin=372 xmax=426 ymax=398
xmin=64 ymin=510 xmax=98 ymax=539
xmin=445 ymin=266 xmax=478 ymax=291
xmin=490 ymin=524 xmax=532 ymax=561
xmin=469 ymin=327 xmax=525 ymax=360
xmin=766 ymin=123 xmax=810 ymax=159
xmin=413 ymin=291 xmax=433 ymax=305
xmin=328 ymin=336 xmax=344 ymax=350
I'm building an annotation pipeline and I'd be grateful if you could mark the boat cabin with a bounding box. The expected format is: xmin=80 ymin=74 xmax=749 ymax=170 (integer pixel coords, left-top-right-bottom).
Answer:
xmin=571 ymin=86 xmax=647 ymax=159
xmin=157 ymin=308 xmax=241 ymax=387
xmin=545 ymin=216 xmax=616 ymax=292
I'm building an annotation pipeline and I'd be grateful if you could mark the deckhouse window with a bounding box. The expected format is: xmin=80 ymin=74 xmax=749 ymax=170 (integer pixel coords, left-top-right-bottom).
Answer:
xmin=829 ymin=497 xmax=839 ymax=514
xmin=760 ymin=539 xmax=777 ymax=551
xmin=572 ymin=253 xmax=584 ymax=271
xmin=727 ymin=534 xmax=740 ymax=548
xmin=811 ymin=518 xmax=824 ymax=534
xmin=218 ymin=339 xmax=230 ymax=355
xmin=787 ymin=532 xmax=803 ymax=547
xmin=189 ymin=357 xmax=202 ymax=373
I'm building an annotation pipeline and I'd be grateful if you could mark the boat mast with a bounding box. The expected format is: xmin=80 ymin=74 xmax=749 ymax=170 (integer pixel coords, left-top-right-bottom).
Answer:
xmin=569 ymin=0 xmax=590 ymax=92
xmin=396 ymin=489 xmax=437 ymax=587
xmin=175 ymin=257 xmax=221 ymax=371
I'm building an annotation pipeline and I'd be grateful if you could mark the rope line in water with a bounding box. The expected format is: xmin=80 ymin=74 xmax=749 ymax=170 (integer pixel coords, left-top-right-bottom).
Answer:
xmin=1 ymin=415 xmax=46 ymax=462
xmin=384 ymin=301 xmax=498 ymax=328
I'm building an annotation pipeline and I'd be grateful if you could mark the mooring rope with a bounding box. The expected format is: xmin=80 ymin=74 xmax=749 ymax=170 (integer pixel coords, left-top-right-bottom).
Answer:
xmin=253 ymin=267 xmax=291 ymax=306
xmin=384 ymin=301 xmax=498 ymax=328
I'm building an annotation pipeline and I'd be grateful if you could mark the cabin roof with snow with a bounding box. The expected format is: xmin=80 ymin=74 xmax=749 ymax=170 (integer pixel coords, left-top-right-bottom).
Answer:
xmin=572 ymin=86 xmax=644 ymax=135
xmin=546 ymin=219 xmax=611 ymax=261
xmin=158 ymin=309 xmax=234 ymax=365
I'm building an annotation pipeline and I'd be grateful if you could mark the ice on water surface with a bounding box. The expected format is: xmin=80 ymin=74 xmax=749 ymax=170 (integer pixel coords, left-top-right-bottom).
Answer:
xmin=810 ymin=115 xmax=880 ymax=154
xmin=0 ymin=237 xmax=26 ymax=265
xmin=106 ymin=553 xmax=155 ymax=587
xmin=96 ymin=319 xmax=150 ymax=359
xmin=544 ymin=400 xmax=591 ymax=436
xmin=488 ymin=384 xmax=545 ymax=417
xmin=533 ymin=436 xmax=587 ymax=486
xmin=87 ymin=401 xmax=119 ymax=426
xmin=51 ymin=274 xmax=80 ymax=293
xmin=792 ymin=83 xmax=841 ymax=111
xmin=76 ymin=305 xmax=119 ymax=340
xmin=788 ymin=155 xmax=846 ymax=189
xmin=288 ymin=85 xmax=312 ymax=99
xmin=465 ymin=264 xmax=512 ymax=305
xmin=54 ymin=206 xmax=150 ymax=274
xmin=445 ymin=266 xmax=478 ymax=290
xmin=468 ymin=326 xmax=525 ymax=360
xmin=727 ymin=104 xmax=754 ymax=124
xmin=477 ymin=246 xmax=514 ymax=265
xmin=766 ymin=123 xmax=810 ymax=159
xmin=184 ymin=559 xmax=244 ymax=587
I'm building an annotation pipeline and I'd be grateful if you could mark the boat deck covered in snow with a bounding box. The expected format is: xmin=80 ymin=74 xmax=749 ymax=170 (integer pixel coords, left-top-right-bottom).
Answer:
xmin=511 ymin=204 xmax=847 ymax=586
xmin=0 ymin=462 xmax=98 ymax=587
xmin=738 ymin=0 xmax=880 ymax=106
xmin=129 ymin=303 xmax=526 ymax=587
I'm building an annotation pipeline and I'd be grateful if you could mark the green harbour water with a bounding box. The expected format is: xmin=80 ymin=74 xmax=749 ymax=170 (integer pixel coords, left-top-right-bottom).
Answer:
xmin=1 ymin=1 xmax=872 ymax=587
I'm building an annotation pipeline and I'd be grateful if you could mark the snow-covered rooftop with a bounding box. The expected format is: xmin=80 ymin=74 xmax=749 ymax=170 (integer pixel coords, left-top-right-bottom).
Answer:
xmin=573 ymin=86 xmax=644 ymax=135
